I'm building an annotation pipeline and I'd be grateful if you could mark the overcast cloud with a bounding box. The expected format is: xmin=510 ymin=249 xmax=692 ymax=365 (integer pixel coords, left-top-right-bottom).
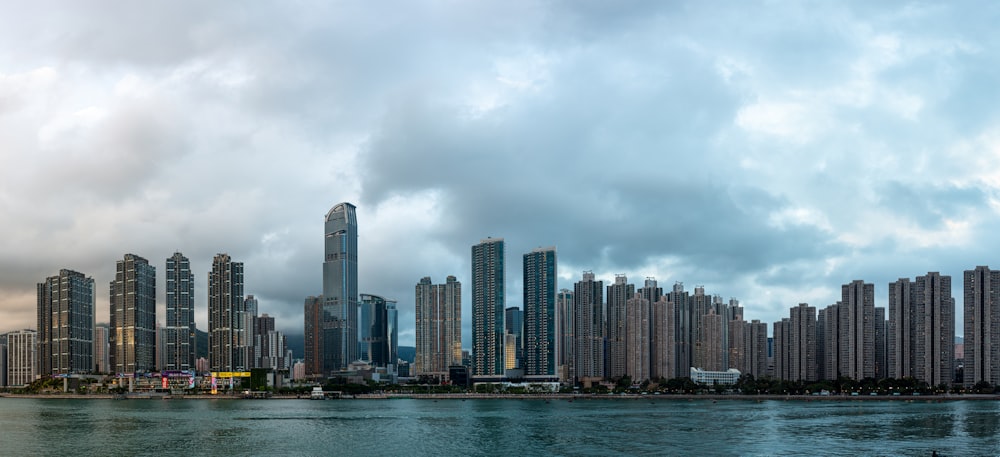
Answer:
xmin=3 ymin=1 xmax=1000 ymax=347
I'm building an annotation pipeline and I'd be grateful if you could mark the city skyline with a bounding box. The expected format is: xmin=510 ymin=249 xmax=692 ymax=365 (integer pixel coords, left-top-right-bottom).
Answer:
xmin=5 ymin=2 xmax=1000 ymax=349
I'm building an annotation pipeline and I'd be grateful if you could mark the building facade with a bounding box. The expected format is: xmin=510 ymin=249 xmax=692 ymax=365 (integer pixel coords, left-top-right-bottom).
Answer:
xmin=110 ymin=254 xmax=156 ymax=375
xmin=6 ymin=330 xmax=36 ymax=387
xmin=606 ymin=275 xmax=634 ymax=380
xmin=322 ymin=202 xmax=359 ymax=373
xmin=165 ymin=252 xmax=195 ymax=371
xmin=523 ymin=247 xmax=557 ymax=377
xmin=414 ymin=276 xmax=461 ymax=378
xmin=208 ymin=253 xmax=246 ymax=372
xmin=964 ymin=266 xmax=1000 ymax=388
xmin=472 ymin=238 xmax=505 ymax=377
xmin=37 ymin=269 xmax=94 ymax=375
xmin=573 ymin=271 xmax=604 ymax=382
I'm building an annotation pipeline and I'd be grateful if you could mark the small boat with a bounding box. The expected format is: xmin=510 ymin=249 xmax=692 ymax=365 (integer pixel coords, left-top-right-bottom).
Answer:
xmin=310 ymin=387 xmax=326 ymax=400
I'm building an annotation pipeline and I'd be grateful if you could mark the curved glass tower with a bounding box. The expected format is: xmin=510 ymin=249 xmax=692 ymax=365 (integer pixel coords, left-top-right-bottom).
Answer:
xmin=323 ymin=202 xmax=358 ymax=373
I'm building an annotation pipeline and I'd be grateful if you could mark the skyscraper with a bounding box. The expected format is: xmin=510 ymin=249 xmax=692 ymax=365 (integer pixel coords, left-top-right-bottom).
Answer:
xmin=303 ymin=296 xmax=323 ymax=377
xmin=37 ymin=269 xmax=94 ymax=375
xmin=414 ymin=276 xmax=461 ymax=378
xmin=165 ymin=252 xmax=195 ymax=371
xmin=110 ymin=254 xmax=156 ymax=375
xmin=504 ymin=306 xmax=523 ymax=369
xmin=360 ymin=294 xmax=390 ymax=367
xmin=841 ymin=280 xmax=875 ymax=380
xmin=606 ymin=275 xmax=634 ymax=380
xmin=244 ymin=295 xmax=258 ymax=368
xmin=208 ymin=253 xmax=246 ymax=372
xmin=322 ymin=202 xmax=359 ymax=373
xmin=776 ymin=303 xmax=817 ymax=382
xmin=573 ymin=271 xmax=604 ymax=382
xmin=651 ymin=295 xmax=675 ymax=381
xmin=523 ymin=247 xmax=557 ymax=378
xmin=557 ymin=289 xmax=574 ymax=382
xmin=625 ymin=293 xmax=651 ymax=382
xmin=964 ymin=266 xmax=1000 ymax=388
xmin=386 ymin=298 xmax=398 ymax=370
xmin=472 ymin=238 xmax=505 ymax=377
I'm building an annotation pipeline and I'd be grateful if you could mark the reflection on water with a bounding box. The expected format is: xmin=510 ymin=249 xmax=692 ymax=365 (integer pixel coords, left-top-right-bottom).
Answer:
xmin=1 ymin=397 xmax=998 ymax=456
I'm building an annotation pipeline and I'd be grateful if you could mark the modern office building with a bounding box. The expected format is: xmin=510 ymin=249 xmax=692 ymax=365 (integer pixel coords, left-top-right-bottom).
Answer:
xmin=6 ymin=329 xmax=36 ymax=387
xmin=109 ymin=254 xmax=156 ymax=375
xmin=471 ymin=237 xmax=505 ymax=377
xmin=360 ymin=294 xmax=390 ymax=368
xmin=322 ymin=202 xmax=359 ymax=373
xmin=94 ymin=323 xmax=110 ymax=373
xmin=254 ymin=313 xmax=275 ymax=368
xmin=207 ymin=253 xmax=246 ymax=372
xmin=504 ymin=306 xmax=523 ymax=369
xmin=964 ymin=266 xmax=1000 ymax=388
xmin=414 ymin=276 xmax=462 ymax=378
xmin=606 ymin=275 xmax=634 ymax=380
xmin=37 ymin=269 xmax=94 ymax=375
xmin=573 ymin=271 xmax=604 ymax=382
xmin=386 ymin=298 xmax=398 ymax=370
xmin=165 ymin=252 xmax=196 ymax=371
xmin=244 ymin=295 xmax=259 ymax=368
xmin=523 ymin=247 xmax=557 ymax=378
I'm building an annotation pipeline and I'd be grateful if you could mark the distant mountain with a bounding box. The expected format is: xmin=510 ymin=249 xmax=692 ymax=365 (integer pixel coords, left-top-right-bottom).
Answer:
xmin=398 ymin=346 xmax=415 ymax=364
xmin=196 ymin=329 xmax=208 ymax=359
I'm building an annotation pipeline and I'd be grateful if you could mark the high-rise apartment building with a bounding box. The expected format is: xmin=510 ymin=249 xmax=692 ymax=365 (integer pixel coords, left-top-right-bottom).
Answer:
xmin=889 ymin=273 xmax=954 ymax=386
xmin=573 ymin=271 xmax=604 ymax=382
xmin=775 ymin=303 xmax=817 ymax=382
xmin=745 ymin=319 xmax=768 ymax=379
xmin=6 ymin=329 xmax=36 ymax=387
xmin=110 ymin=254 xmax=156 ymax=375
xmin=244 ymin=295 xmax=259 ymax=368
xmin=414 ymin=276 xmax=461 ymax=378
xmin=37 ymin=269 xmax=94 ymax=375
xmin=472 ymin=238 xmax=505 ymax=377
xmin=165 ymin=252 xmax=195 ymax=371
xmin=322 ymin=202 xmax=359 ymax=373
xmin=652 ymin=295 xmax=675 ymax=381
xmin=606 ymin=275 xmax=634 ymax=380
xmin=964 ymin=266 xmax=1000 ymax=388
xmin=208 ymin=253 xmax=246 ymax=372
xmin=625 ymin=293 xmax=651 ymax=382
xmin=840 ymin=280 xmax=876 ymax=380
xmin=668 ymin=282 xmax=691 ymax=377
xmin=303 ymin=296 xmax=323 ymax=377
xmin=523 ymin=247 xmax=557 ymax=377
xmin=557 ymin=289 xmax=574 ymax=382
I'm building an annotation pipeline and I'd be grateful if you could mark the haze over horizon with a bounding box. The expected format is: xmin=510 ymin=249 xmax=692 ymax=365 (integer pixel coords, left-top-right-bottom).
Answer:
xmin=3 ymin=1 xmax=1000 ymax=346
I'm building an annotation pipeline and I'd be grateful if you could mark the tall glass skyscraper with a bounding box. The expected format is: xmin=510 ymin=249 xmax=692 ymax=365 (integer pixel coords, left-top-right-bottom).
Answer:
xmin=360 ymin=293 xmax=389 ymax=367
xmin=165 ymin=252 xmax=195 ymax=371
xmin=208 ymin=253 xmax=245 ymax=372
xmin=523 ymin=247 xmax=556 ymax=377
xmin=323 ymin=202 xmax=358 ymax=373
xmin=37 ymin=269 xmax=94 ymax=375
xmin=110 ymin=254 xmax=156 ymax=374
xmin=472 ymin=237 xmax=505 ymax=377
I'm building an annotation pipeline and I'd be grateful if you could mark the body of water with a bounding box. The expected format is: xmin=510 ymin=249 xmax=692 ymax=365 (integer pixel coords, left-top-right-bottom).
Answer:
xmin=0 ymin=396 xmax=996 ymax=456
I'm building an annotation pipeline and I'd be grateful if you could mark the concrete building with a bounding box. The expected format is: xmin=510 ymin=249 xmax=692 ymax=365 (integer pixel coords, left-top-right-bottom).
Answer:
xmin=651 ymin=295 xmax=675 ymax=380
xmin=775 ymin=303 xmax=817 ymax=382
xmin=322 ymin=202 xmax=359 ymax=373
xmin=414 ymin=276 xmax=462 ymax=379
xmin=523 ymin=247 xmax=557 ymax=377
xmin=165 ymin=252 xmax=195 ymax=372
xmin=668 ymin=282 xmax=691 ymax=377
xmin=207 ymin=253 xmax=246 ymax=372
xmin=745 ymin=320 xmax=768 ymax=379
xmin=472 ymin=237 xmax=505 ymax=377
xmin=557 ymin=289 xmax=574 ymax=382
xmin=110 ymin=254 xmax=157 ymax=375
xmin=37 ymin=269 xmax=94 ymax=375
xmin=964 ymin=266 xmax=1000 ymax=388
xmin=840 ymin=280 xmax=876 ymax=380
xmin=573 ymin=271 xmax=604 ymax=382
xmin=6 ymin=329 xmax=36 ymax=387
xmin=606 ymin=275 xmax=633 ymax=380
xmin=625 ymin=293 xmax=651 ymax=382
xmin=690 ymin=367 xmax=741 ymax=385
xmin=303 ymin=295 xmax=323 ymax=377
xmin=94 ymin=323 xmax=110 ymax=374
xmin=698 ymin=311 xmax=724 ymax=371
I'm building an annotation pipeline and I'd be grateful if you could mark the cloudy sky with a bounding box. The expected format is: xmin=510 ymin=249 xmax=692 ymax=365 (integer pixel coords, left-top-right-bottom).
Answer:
xmin=2 ymin=1 xmax=999 ymax=347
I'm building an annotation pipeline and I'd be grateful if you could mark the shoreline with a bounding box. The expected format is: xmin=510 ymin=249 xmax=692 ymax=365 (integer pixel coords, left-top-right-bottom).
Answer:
xmin=3 ymin=392 xmax=998 ymax=401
